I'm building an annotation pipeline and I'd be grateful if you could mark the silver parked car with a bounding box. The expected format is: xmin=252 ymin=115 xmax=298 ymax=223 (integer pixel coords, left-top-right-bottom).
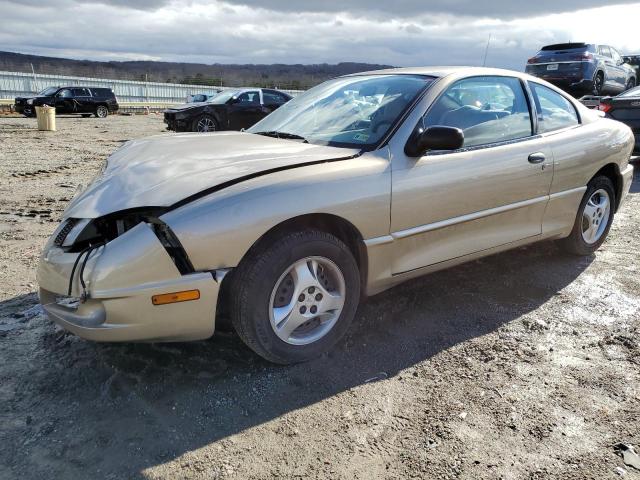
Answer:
xmin=38 ymin=67 xmax=635 ymax=364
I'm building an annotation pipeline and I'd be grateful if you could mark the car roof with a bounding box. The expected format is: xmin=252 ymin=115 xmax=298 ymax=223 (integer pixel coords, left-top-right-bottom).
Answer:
xmin=57 ymin=86 xmax=111 ymax=90
xmin=343 ymin=66 xmax=533 ymax=80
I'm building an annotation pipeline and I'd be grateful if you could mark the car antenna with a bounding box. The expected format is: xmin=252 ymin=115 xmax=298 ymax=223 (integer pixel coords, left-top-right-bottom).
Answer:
xmin=482 ymin=34 xmax=492 ymax=67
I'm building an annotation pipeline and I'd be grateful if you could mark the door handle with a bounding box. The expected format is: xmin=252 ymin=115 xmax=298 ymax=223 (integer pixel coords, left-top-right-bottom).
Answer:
xmin=528 ymin=153 xmax=546 ymax=164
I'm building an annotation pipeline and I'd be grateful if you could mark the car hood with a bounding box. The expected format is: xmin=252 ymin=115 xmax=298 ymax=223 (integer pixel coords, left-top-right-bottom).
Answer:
xmin=166 ymin=103 xmax=210 ymax=112
xmin=64 ymin=131 xmax=359 ymax=218
xmin=16 ymin=95 xmax=46 ymax=101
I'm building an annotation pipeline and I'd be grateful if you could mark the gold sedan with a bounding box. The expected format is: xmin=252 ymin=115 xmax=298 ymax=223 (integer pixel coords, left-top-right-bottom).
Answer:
xmin=38 ymin=67 xmax=635 ymax=363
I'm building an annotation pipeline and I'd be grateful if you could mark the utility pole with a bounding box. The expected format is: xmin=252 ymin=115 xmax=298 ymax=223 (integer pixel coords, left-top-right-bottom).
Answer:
xmin=482 ymin=34 xmax=492 ymax=67
xmin=30 ymin=63 xmax=37 ymax=93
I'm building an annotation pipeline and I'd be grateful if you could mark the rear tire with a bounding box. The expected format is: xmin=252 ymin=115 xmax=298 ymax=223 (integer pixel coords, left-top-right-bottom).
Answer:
xmin=593 ymin=72 xmax=604 ymax=95
xmin=95 ymin=105 xmax=109 ymax=118
xmin=228 ymin=230 xmax=360 ymax=364
xmin=626 ymin=78 xmax=636 ymax=91
xmin=558 ymin=176 xmax=615 ymax=256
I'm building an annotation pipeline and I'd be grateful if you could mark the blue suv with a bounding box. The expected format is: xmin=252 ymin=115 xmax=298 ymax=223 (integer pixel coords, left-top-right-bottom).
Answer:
xmin=525 ymin=43 xmax=636 ymax=96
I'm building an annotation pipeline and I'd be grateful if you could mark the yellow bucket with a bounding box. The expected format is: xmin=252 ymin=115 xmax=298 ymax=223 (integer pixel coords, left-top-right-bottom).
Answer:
xmin=36 ymin=105 xmax=56 ymax=131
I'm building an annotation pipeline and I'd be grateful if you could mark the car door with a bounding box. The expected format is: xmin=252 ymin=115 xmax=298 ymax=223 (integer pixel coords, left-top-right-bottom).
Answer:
xmin=609 ymin=47 xmax=628 ymax=91
xmin=599 ymin=46 xmax=619 ymax=92
xmin=71 ymin=88 xmax=91 ymax=113
xmin=54 ymin=89 xmax=74 ymax=113
xmin=227 ymin=91 xmax=263 ymax=130
xmin=390 ymin=75 xmax=554 ymax=274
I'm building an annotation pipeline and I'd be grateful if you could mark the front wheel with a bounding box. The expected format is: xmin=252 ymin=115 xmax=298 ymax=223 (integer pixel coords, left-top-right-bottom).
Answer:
xmin=192 ymin=114 xmax=218 ymax=133
xmin=228 ymin=230 xmax=360 ymax=364
xmin=95 ymin=105 xmax=109 ymax=118
xmin=558 ymin=176 xmax=615 ymax=255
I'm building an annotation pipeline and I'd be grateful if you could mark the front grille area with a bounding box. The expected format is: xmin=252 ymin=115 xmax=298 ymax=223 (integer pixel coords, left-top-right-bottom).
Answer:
xmin=54 ymin=218 xmax=79 ymax=246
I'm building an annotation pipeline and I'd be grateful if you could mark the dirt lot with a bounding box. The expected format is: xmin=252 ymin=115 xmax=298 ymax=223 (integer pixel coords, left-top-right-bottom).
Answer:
xmin=0 ymin=114 xmax=639 ymax=480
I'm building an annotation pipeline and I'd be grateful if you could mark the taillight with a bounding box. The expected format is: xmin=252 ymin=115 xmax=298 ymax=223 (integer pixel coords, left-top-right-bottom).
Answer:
xmin=598 ymin=103 xmax=612 ymax=113
xmin=527 ymin=57 xmax=539 ymax=64
xmin=573 ymin=53 xmax=593 ymax=61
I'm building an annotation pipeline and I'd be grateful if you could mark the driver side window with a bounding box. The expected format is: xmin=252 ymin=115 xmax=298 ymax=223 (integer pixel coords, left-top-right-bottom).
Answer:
xmin=422 ymin=76 xmax=533 ymax=148
xmin=236 ymin=91 xmax=260 ymax=105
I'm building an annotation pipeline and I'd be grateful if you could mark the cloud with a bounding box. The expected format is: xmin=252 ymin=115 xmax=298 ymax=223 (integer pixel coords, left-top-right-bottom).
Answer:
xmin=0 ymin=0 xmax=639 ymax=70
xmin=221 ymin=0 xmax=640 ymax=18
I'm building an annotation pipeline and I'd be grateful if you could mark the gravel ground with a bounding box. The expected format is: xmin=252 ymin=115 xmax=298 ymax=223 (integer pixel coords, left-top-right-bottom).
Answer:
xmin=0 ymin=114 xmax=639 ymax=480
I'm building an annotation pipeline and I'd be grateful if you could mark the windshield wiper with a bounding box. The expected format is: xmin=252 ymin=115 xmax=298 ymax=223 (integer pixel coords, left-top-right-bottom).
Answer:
xmin=255 ymin=131 xmax=308 ymax=142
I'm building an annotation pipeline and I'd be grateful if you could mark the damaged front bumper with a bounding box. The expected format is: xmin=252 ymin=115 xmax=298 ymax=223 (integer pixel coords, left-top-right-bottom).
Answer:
xmin=37 ymin=220 xmax=221 ymax=342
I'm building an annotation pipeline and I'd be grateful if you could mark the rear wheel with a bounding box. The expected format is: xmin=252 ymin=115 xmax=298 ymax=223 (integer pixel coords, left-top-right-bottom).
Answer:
xmin=95 ymin=105 xmax=108 ymax=118
xmin=228 ymin=230 xmax=360 ymax=364
xmin=626 ymin=78 xmax=636 ymax=91
xmin=192 ymin=114 xmax=218 ymax=133
xmin=593 ymin=72 xmax=604 ymax=95
xmin=558 ymin=176 xmax=615 ymax=256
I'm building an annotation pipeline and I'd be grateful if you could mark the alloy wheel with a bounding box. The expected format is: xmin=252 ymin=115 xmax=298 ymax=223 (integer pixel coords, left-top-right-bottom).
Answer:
xmin=581 ymin=188 xmax=611 ymax=244
xmin=196 ymin=117 xmax=216 ymax=132
xmin=96 ymin=105 xmax=108 ymax=118
xmin=269 ymin=256 xmax=346 ymax=345
xmin=594 ymin=74 xmax=603 ymax=95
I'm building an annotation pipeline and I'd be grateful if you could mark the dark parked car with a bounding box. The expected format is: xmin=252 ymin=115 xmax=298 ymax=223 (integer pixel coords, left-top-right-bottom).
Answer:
xmin=15 ymin=86 xmax=119 ymax=118
xmin=526 ymin=43 xmax=636 ymax=96
xmin=599 ymin=86 xmax=640 ymax=153
xmin=164 ymin=88 xmax=292 ymax=132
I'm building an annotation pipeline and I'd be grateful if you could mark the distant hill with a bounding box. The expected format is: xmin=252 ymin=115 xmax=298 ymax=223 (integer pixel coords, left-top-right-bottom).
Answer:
xmin=0 ymin=51 xmax=393 ymax=90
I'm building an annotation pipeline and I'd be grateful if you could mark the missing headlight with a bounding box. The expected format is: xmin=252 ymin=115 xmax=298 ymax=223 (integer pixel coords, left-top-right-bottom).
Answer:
xmin=67 ymin=208 xmax=166 ymax=252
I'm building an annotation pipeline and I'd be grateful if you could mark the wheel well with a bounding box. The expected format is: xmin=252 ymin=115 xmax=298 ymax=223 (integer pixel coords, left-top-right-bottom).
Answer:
xmin=215 ymin=214 xmax=368 ymax=330
xmin=251 ymin=214 xmax=367 ymax=287
xmin=594 ymin=163 xmax=622 ymax=211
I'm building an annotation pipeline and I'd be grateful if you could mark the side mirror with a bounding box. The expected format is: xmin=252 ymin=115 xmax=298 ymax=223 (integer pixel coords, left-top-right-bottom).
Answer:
xmin=622 ymin=56 xmax=631 ymax=64
xmin=404 ymin=125 xmax=464 ymax=157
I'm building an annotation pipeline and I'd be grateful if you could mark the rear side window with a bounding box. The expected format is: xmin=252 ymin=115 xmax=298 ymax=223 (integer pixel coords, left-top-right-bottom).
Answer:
xmin=263 ymin=90 xmax=289 ymax=105
xmin=423 ymin=76 xmax=533 ymax=148
xmin=71 ymin=88 xmax=90 ymax=96
xmin=529 ymin=83 xmax=579 ymax=133
xmin=599 ymin=45 xmax=612 ymax=58
xmin=91 ymin=88 xmax=113 ymax=98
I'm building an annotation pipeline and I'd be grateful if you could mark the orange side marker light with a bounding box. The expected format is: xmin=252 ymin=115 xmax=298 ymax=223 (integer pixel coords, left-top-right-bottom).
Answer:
xmin=152 ymin=289 xmax=200 ymax=305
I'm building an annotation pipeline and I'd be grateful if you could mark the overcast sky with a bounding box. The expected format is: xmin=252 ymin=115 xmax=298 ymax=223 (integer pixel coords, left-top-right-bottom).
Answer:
xmin=1 ymin=0 xmax=639 ymax=69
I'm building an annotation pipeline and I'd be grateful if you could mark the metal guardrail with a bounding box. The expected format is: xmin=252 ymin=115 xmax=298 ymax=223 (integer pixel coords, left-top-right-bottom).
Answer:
xmin=0 ymin=70 xmax=302 ymax=104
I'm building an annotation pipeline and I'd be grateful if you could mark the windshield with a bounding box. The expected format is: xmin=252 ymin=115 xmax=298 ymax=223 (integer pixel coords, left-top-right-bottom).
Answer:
xmin=248 ymin=74 xmax=434 ymax=148
xmin=619 ymin=86 xmax=640 ymax=98
xmin=208 ymin=90 xmax=240 ymax=104
xmin=38 ymin=87 xmax=58 ymax=96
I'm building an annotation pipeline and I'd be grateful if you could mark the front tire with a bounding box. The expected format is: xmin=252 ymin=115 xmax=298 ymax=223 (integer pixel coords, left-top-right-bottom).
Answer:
xmin=192 ymin=114 xmax=218 ymax=133
xmin=228 ymin=230 xmax=360 ymax=364
xmin=559 ymin=176 xmax=615 ymax=256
